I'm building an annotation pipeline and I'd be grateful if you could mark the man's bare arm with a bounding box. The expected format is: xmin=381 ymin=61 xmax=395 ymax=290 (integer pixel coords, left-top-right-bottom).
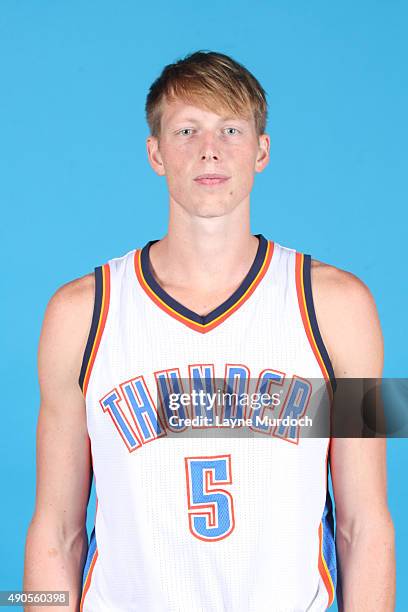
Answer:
xmin=312 ymin=262 xmax=396 ymax=612
xmin=23 ymin=273 xmax=95 ymax=611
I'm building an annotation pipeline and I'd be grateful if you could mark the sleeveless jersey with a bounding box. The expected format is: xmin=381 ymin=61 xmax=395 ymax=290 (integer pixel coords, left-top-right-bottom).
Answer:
xmin=78 ymin=234 xmax=337 ymax=612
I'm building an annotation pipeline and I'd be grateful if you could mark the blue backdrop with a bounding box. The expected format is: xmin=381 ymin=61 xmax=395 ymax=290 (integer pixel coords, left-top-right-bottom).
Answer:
xmin=1 ymin=1 xmax=407 ymax=609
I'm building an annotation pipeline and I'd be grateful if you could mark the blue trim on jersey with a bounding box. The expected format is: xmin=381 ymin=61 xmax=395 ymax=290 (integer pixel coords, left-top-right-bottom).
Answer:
xmin=81 ymin=525 xmax=97 ymax=590
xmin=322 ymin=489 xmax=338 ymax=593
xmin=140 ymin=234 xmax=268 ymax=325
xmin=78 ymin=266 xmax=103 ymax=392
xmin=302 ymin=255 xmax=337 ymax=393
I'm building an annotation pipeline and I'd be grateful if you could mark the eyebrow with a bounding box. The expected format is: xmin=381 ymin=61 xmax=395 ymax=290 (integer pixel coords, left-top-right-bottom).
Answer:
xmin=171 ymin=116 xmax=246 ymax=125
xmin=173 ymin=118 xmax=200 ymax=123
xmin=220 ymin=116 xmax=246 ymax=122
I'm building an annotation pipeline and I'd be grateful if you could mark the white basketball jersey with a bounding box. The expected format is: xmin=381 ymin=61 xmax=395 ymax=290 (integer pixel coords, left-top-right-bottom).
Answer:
xmin=79 ymin=234 xmax=337 ymax=612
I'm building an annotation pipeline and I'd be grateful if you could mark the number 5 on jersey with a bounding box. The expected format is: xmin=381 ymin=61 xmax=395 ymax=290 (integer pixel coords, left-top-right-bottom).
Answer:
xmin=184 ymin=455 xmax=235 ymax=542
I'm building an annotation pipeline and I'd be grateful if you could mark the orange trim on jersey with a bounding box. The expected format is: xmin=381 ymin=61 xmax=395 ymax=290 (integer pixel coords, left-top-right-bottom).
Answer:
xmin=134 ymin=241 xmax=274 ymax=334
xmin=318 ymin=521 xmax=336 ymax=607
xmin=79 ymin=549 xmax=98 ymax=611
xmin=295 ymin=252 xmax=333 ymax=399
xmin=297 ymin=256 xmax=336 ymax=605
xmin=80 ymin=497 xmax=99 ymax=612
xmin=82 ymin=264 xmax=111 ymax=397
xmin=317 ymin=442 xmax=336 ymax=607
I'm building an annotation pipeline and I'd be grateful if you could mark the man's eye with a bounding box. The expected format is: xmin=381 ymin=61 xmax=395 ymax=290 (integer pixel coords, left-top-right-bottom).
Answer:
xmin=178 ymin=128 xmax=194 ymax=136
xmin=224 ymin=127 xmax=240 ymax=135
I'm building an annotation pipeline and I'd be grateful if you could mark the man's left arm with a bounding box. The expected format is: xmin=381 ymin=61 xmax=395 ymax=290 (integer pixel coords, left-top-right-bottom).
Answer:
xmin=312 ymin=262 xmax=396 ymax=612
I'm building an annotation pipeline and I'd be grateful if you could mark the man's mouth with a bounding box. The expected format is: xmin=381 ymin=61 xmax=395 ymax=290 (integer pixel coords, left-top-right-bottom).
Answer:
xmin=193 ymin=173 xmax=231 ymax=186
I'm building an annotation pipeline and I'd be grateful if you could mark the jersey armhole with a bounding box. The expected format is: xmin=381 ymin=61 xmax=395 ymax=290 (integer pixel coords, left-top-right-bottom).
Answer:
xmin=295 ymin=253 xmax=337 ymax=394
xmin=78 ymin=264 xmax=111 ymax=398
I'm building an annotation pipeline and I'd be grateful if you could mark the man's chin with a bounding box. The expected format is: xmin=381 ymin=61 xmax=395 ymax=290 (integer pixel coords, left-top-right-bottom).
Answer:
xmin=176 ymin=197 xmax=240 ymax=218
xmin=193 ymin=203 xmax=235 ymax=218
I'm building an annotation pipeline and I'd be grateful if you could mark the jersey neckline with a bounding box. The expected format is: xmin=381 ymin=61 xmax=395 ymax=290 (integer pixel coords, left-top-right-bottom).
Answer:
xmin=134 ymin=234 xmax=274 ymax=334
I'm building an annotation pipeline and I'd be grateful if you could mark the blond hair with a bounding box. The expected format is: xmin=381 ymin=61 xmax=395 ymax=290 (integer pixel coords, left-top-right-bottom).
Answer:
xmin=145 ymin=51 xmax=268 ymax=137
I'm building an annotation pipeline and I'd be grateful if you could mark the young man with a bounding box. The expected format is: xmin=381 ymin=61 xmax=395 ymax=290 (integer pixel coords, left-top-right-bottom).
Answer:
xmin=24 ymin=51 xmax=395 ymax=611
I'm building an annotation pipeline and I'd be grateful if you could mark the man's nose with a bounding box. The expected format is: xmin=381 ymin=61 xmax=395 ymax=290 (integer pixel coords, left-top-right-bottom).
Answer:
xmin=200 ymin=133 xmax=220 ymax=161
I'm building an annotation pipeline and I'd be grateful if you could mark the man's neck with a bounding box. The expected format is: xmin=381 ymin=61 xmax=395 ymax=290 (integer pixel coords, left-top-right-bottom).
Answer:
xmin=146 ymin=210 xmax=260 ymax=315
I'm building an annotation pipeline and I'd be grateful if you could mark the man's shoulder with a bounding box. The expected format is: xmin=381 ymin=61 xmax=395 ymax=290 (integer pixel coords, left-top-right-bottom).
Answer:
xmin=40 ymin=273 xmax=96 ymax=373
xmin=310 ymin=258 xmax=382 ymax=376
xmin=310 ymin=258 xmax=376 ymax=312
xmin=48 ymin=272 xmax=95 ymax=316
xmin=48 ymin=245 xmax=140 ymax=315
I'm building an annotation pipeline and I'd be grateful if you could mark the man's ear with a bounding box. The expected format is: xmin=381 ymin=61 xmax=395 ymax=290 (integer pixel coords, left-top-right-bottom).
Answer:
xmin=146 ymin=136 xmax=166 ymax=176
xmin=255 ymin=133 xmax=270 ymax=173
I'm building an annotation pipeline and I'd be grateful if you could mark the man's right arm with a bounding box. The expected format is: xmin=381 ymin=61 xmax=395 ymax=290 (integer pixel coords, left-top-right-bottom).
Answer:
xmin=23 ymin=273 xmax=95 ymax=611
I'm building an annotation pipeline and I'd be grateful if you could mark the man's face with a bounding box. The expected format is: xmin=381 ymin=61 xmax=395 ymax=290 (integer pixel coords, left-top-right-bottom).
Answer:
xmin=147 ymin=97 xmax=270 ymax=218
